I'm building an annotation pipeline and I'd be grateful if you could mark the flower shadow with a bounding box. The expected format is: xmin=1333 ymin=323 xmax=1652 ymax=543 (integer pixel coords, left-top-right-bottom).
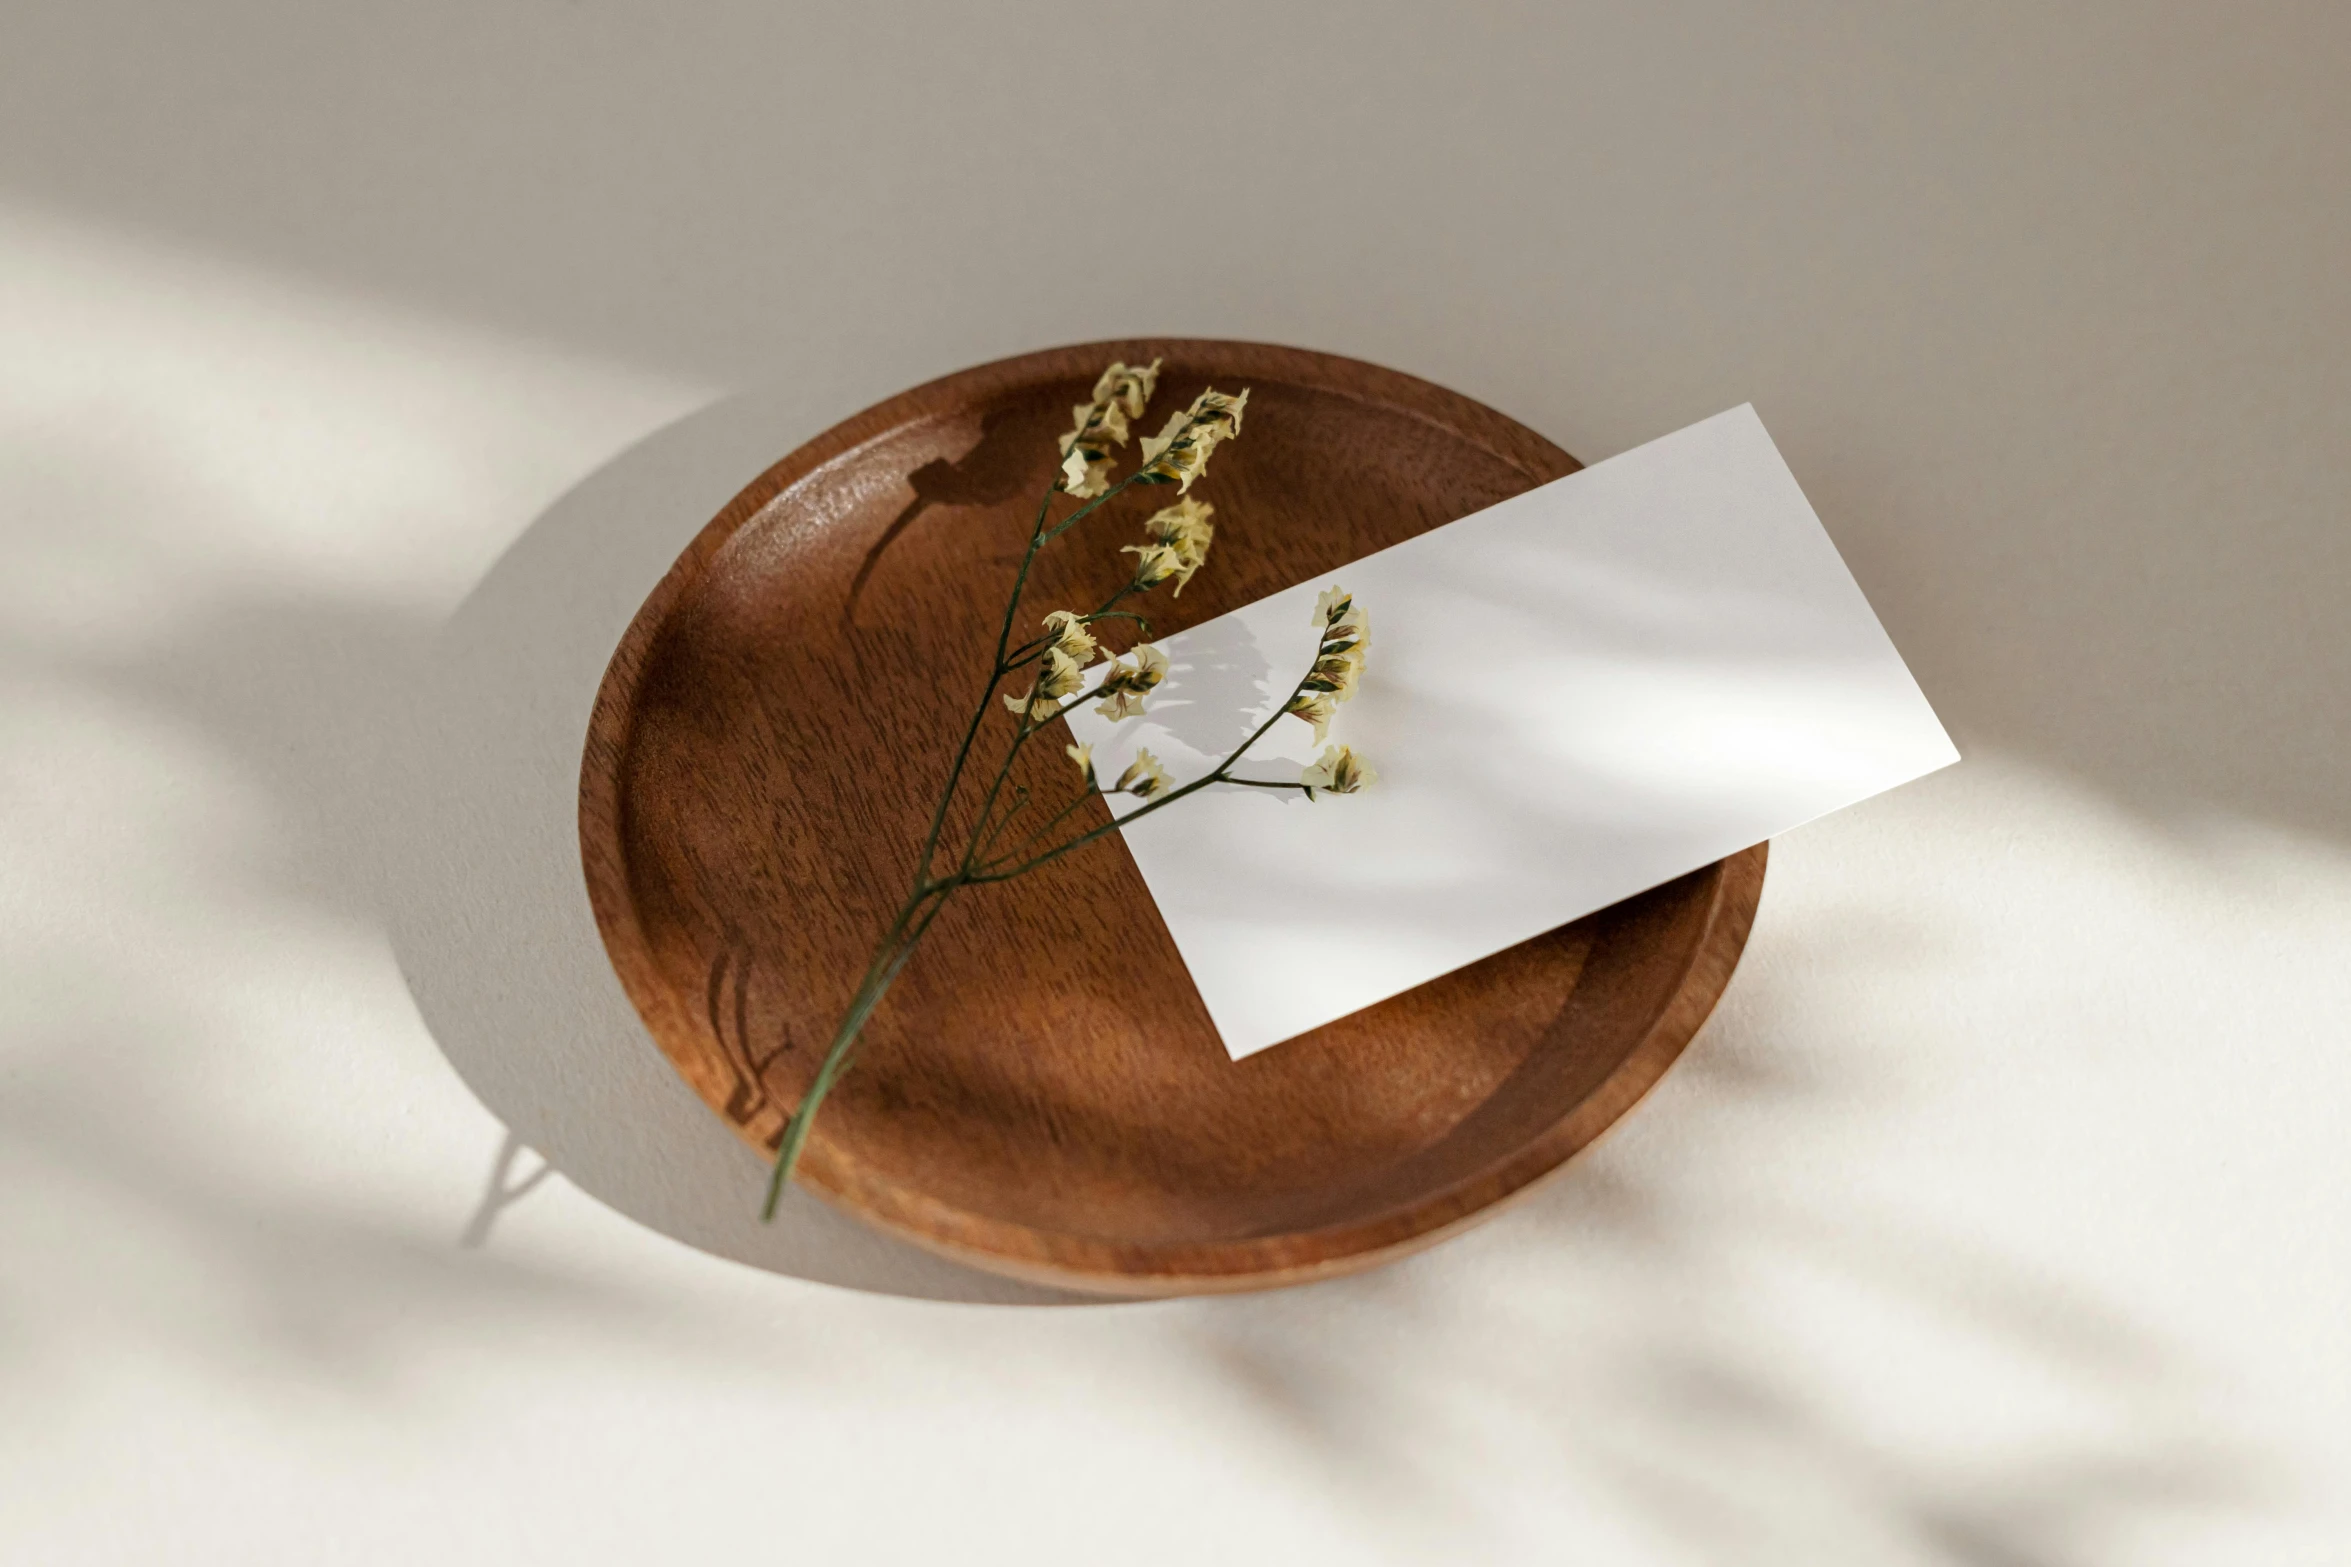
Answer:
xmin=1134 ymin=612 xmax=1284 ymax=767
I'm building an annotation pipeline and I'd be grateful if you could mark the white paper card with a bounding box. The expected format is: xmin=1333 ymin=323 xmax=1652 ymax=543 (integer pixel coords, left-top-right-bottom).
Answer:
xmin=1063 ymin=405 xmax=1958 ymax=1059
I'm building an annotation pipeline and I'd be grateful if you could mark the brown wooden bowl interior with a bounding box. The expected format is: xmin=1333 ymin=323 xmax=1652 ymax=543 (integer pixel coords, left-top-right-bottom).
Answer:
xmin=580 ymin=340 xmax=1764 ymax=1294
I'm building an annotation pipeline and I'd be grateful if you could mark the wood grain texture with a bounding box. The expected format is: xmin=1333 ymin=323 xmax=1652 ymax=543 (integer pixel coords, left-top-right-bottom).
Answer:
xmin=580 ymin=340 xmax=1767 ymax=1295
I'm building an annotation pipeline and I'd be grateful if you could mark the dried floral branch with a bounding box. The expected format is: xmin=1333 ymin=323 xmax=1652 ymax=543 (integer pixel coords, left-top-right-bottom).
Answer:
xmin=758 ymin=365 xmax=1373 ymax=1219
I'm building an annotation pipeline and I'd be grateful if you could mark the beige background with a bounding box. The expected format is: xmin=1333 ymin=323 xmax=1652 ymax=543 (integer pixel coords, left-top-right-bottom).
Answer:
xmin=4 ymin=4 xmax=2347 ymax=1563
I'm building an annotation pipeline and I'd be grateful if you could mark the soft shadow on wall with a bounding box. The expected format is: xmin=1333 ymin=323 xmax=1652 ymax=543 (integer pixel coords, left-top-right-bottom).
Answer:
xmin=4 ymin=1 xmax=2344 ymax=856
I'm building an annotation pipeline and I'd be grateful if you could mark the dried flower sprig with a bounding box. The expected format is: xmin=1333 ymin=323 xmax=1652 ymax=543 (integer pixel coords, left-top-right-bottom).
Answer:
xmin=1058 ymin=359 xmax=1161 ymax=497
xmin=1283 ymin=691 xmax=1336 ymax=744
xmin=1115 ymin=749 xmax=1171 ymax=799
xmin=1283 ymin=589 xmax=1369 ymax=742
xmin=1136 ymin=497 xmax=1215 ymax=595
xmin=1039 ymin=608 xmax=1099 ymax=665
xmin=1137 ymin=389 xmax=1247 ymax=491
xmin=1092 ymin=643 xmax=1169 ymax=720
xmin=1302 ymin=744 xmax=1375 ymax=796
xmin=759 ymin=361 xmax=1373 ymax=1217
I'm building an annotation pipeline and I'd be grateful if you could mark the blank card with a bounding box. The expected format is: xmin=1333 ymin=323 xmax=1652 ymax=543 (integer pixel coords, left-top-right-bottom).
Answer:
xmin=1062 ymin=405 xmax=1959 ymax=1058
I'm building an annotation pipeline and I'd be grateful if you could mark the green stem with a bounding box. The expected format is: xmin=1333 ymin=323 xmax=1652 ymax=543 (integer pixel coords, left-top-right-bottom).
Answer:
xmin=912 ymin=489 xmax=1058 ymax=881
xmin=914 ymin=429 xmax=1182 ymax=872
xmin=1039 ymin=411 xmax=1209 ymax=545
xmin=997 ymin=786 xmax=1100 ymax=863
xmin=957 ymin=702 xmax=1053 ymax=877
xmin=975 ymin=666 xmax=1323 ymax=882
xmin=1001 ymin=570 xmax=1154 ymax=667
xmin=974 ymin=787 xmax=1031 ymax=860
xmin=761 ymin=406 xmax=1224 ymax=1217
xmin=761 ymin=881 xmax=958 ymax=1218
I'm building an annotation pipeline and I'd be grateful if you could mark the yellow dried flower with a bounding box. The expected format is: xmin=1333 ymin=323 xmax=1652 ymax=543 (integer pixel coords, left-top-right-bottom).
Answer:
xmin=1001 ymin=646 xmax=1084 ymax=719
xmin=1001 ymin=686 xmax=1058 ymax=719
xmin=1293 ymin=586 xmax=1370 ymax=712
xmin=1059 ymin=446 xmax=1116 ymax=499
xmin=1094 ymin=686 xmax=1145 ymax=722
xmin=1144 ymin=496 xmax=1215 ymax=555
xmin=1300 ymin=744 xmax=1375 ymax=796
xmin=1094 ymin=359 xmax=1160 ymax=421
xmin=1065 ymin=741 xmax=1096 ymax=787
xmin=1092 ymin=643 xmax=1169 ymax=721
xmin=1121 ymin=541 xmax=1185 ymax=590
xmin=1057 ymin=359 xmax=1163 ymax=497
xmin=1311 ymin=589 xmax=1368 ymax=693
xmin=1141 ymin=497 xmax=1215 ymax=595
xmin=1305 ymin=649 xmax=1362 ymax=702
xmin=1040 ymin=609 xmax=1099 ymax=666
xmin=1137 ymin=388 xmax=1249 ymax=493
xmin=1283 ymin=690 xmax=1337 ymax=744
xmin=1037 ymin=646 xmax=1083 ymax=700
xmin=1313 ymin=589 xmax=1368 ymax=654
xmin=1115 ymin=748 xmax=1170 ymax=799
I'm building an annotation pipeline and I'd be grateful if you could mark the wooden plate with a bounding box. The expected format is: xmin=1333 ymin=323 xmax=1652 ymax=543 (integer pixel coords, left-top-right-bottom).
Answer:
xmin=580 ymin=340 xmax=1766 ymax=1295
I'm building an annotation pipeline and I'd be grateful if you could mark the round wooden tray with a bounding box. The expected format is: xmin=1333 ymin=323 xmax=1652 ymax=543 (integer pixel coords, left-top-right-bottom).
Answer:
xmin=580 ymin=340 xmax=1765 ymax=1295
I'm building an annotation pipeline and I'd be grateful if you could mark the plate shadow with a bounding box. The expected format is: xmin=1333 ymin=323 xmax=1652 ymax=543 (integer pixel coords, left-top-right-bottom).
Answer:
xmin=383 ymin=383 xmax=1094 ymax=1305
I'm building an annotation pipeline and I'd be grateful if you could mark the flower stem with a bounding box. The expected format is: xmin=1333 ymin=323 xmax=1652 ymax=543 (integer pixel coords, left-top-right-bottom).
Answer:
xmin=973 ymin=664 xmax=1324 ymax=882
xmin=760 ymin=881 xmax=957 ymax=1218
xmin=759 ymin=405 xmax=1237 ymax=1218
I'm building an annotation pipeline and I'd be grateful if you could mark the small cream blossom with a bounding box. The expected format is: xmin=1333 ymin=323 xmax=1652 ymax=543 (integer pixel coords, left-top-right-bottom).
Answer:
xmin=1040 ymin=609 xmax=1099 ymax=666
xmin=1056 ymin=359 xmax=1163 ymax=497
xmin=1094 ymin=359 xmax=1160 ymax=421
xmin=1293 ymin=584 xmax=1370 ymax=714
xmin=1121 ymin=541 xmax=1184 ymax=590
xmin=1311 ymin=638 xmax=1366 ymax=690
xmin=1115 ymin=748 xmax=1170 ymax=799
xmin=1140 ymin=497 xmax=1215 ymax=595
xmin=1002 ymin=646 xmax=1083 ymax=719
xmin=1305 ymin=650 xmax=1361 ymax=702
xmin=1315 ymin=588 xmax=1368 ymax=652
xmin=1137 ymin=388 xmax=1249 ymax=492
xmin=1065 ymin=741 xmax=1095 ymax=786
xmin=1283 ymin=690 xmax=1337 ymax=744
xmin=1037 ymin=645 xmax=1083 ymax=700
xmin=1092 ymin=643 xmax=1169 ymax=720
xmin=1300 ymin=744 xmax=1376 ymax=796
xmin=1059 ymin=446 xmax=1117 ymax=499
